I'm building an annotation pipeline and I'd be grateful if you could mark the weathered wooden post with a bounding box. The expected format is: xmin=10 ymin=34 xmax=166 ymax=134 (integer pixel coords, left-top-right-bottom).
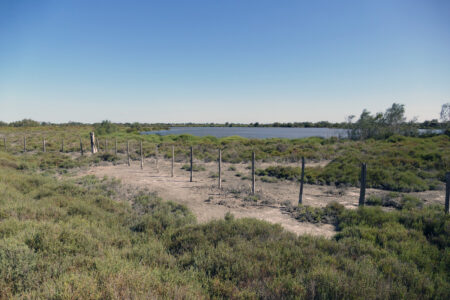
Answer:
xmin=3 ymin=137 xmax=6 ymax=152
xmin=90 ymin=132 xmax=97 ymax=154
xmin=171 ymin=145 xmax=175 ymax=177
xmin=190 ymin=146 xmax=193 ymax=182
xmin=445 ymin=172 xmax=450 ymax=214
xmin=218 ymin=148 xmax=222 ymax=189
xmin=298 ymin=157 xmax=305 ymax=205
xmin=114 ymin=138 xmax=117 ymax=155
xmin=251 ymin=151 xmax=255 ymax=195
xmin=140 ymin=140 xmax=144 ymax=169
xmin=127 ymin=140 xmax=130 ymax=166
xmin=80 ymin=138 xmax=84 ymax=155
xmin=43 ymin=138 xmax=46 ymax=152
xmin=155 ymin=145 xmax=159 ymax=172
xmin=23 ymin=136 xmax=26 ymax=152
xmin=61 ymin=138 xmax=64 ymax=152
xmin=359 ymin=163 xmax=367 ymax=206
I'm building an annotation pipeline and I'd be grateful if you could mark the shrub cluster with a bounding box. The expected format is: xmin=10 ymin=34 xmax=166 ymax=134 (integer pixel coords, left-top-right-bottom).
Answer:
xmin=255 ymin=135 xmax=449 ymax=192
xmin=1 ymin=152 xmax=449 ymax=299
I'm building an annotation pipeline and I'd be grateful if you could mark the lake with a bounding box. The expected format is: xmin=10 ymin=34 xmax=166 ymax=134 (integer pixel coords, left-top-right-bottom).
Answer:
xmin=142 ymin=127 xmax=348 ymax=139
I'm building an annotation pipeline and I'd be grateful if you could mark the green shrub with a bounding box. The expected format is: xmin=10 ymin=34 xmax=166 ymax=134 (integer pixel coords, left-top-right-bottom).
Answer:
xmin=286 ymin=202 xmax=344 ymax=225
xmin=260 ymin=175 xmax=278 ymax=183
xmin=131 ymin=193 xmax=196 ymax=236
xmin=94 ymin=120 xmax=118 ymax=135
xmin=99 ymin=153 xmax=118 ymax=162
xmin=366 ymin=195 xmax=382 ymax=206
xmin=181 ymin=164 xmax=205 ymax=172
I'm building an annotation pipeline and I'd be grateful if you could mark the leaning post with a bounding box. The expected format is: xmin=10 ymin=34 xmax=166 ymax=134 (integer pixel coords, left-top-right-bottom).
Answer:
xmin=359 ymin=163 xmax=367 ymax=206
xmin=445 ymin=172 xmax=450 ymax=214
xmin=218 ymin=148 xmax=222 ymax=189
xmin=140 ymin=140 xmax=144 ymax=169
xmin=251 ymin=151 xmax=256 ymax=195
xmin=171 ymin=145 xmax=174 ymax=177
xmin=298 ymin=157 xmax=305 ymax=205
xmin=190 ymin=146 xmax=193 ymax=182
xmin=90 ymin=132 xmax=97 ymax=154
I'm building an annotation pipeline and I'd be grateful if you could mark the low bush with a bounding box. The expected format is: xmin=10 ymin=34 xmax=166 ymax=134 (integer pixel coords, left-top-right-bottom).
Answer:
xmin=285 ymin=201 xmax=345 ymax=225
xmin=181 ymin=164 xmax=205 ymax=172
xmin=366 ymin=193 xmax=423 ymax=209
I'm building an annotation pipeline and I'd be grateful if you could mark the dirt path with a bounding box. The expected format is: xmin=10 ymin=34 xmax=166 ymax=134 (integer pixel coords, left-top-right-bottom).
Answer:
xmin=78 ymin=158 xmax=445 ymax=238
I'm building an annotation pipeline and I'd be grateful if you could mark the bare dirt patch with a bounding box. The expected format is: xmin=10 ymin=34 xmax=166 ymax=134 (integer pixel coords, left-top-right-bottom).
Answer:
xmin=77 ymin=158 xmax=445 ymax=238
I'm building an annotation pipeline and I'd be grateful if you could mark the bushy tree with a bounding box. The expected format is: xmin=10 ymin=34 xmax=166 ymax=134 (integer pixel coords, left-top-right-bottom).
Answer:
xmin=348 ymin=103 xmax=417 ymax=140
xmin=383 ymin=103 xmax=406 ymax=134
xmin=94 ymin=120 xmax=118 ymax=135
xmin=441 ymin=103 xmax=450 ymax=126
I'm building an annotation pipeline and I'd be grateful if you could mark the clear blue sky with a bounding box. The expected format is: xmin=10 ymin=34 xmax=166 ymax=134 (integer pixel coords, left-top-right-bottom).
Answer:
xmin=1 ymin=0 xmax=449 ymax=123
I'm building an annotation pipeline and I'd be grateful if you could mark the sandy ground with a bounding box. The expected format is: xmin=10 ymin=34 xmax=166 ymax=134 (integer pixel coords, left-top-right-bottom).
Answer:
xmin=78 ymin=158 xmax=446 ymax=238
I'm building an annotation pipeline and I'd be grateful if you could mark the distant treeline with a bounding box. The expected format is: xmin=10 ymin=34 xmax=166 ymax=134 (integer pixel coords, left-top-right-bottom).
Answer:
xmin=1 ymin=102 xmax=449 ymax=135
xmin=0 ymin=119 xmax=447 ymax=130
xmin=168 ymin=121 xmax=348 ymax=128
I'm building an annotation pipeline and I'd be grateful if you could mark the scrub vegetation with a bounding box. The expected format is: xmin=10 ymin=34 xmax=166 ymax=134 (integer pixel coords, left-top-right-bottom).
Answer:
xmin=1 ymin=120 xmax=449 ymax=192
xmin=256 ymin=134 xmax=449 ymax=192
xmin=0 ymin=152 xmax=449 ymax=299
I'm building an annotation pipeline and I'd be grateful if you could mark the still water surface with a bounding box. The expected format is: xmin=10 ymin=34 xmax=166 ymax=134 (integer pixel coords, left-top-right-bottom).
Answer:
xmin=143 ymin=127 xmax=348 ymax=139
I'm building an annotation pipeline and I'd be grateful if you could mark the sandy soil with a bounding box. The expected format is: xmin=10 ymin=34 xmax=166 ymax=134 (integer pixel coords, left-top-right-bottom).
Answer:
xmin=78 ymin=158 xmax=446 ymax=238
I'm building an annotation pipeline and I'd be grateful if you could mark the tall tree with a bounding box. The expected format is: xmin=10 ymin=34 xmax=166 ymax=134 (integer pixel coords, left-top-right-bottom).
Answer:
xmin=441 ymin=103 xmax=450 ymax=128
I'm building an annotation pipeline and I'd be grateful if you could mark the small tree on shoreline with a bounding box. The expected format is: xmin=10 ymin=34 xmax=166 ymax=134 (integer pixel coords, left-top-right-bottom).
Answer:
xmin=348 ymin=103 xmax=418 ymax=140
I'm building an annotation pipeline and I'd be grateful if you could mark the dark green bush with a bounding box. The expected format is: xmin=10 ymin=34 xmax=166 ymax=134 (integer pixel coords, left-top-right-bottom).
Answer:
xmin=181 ymin=164 xmax=205 ymax=172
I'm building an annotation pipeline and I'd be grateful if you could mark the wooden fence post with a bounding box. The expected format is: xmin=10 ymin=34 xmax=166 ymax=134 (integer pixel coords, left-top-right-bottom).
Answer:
xmin=171 ymin=145 xmax=174 ymax=177
xmin=114 ymin=138 xmax=117 ymax=155
xmin=80 ymin=138 xmax=84 ymax=155
xmin=127 ymin=140 xmax=130 ymax=166
xmin=298 ymin=157 xmax=305 ymax=205
xmin=445 ymin=172 xmax=450 ymax=214
xmin=140 ymin=140 xmax=144 ymax=169
xmin=90 ymin=132 xmax=97 ymax=154
xmin=218 ymin=149 xmax=222 ymax=189
xmin=23 ymin=136 xmax=26 ymax=152
xmin=155 ymin=145 xmax=159 ymax=172
xmin=3 ymin=137 xmax=6 ymax=152
xmin=61 ymin=138 xmax=64 ymax=152
xmin=251 ymin=151 xmax=255 ymax=195
xmin=359 ymin=163 xmax=367 ymax=206
xmin=190 ymin=146 xmax=193 ymax=182
xmin=43 ymin=138 xmax=46 ymax=152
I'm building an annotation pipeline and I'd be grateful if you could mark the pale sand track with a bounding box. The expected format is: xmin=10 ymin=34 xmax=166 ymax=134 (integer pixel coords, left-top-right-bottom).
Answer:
xmin=78 ymin=158 xmax=445 ymax=238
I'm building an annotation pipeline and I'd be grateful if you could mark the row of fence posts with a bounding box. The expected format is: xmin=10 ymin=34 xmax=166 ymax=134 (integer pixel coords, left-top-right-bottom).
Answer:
xmin=2 ymin=134 xmax=450 ymax=213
